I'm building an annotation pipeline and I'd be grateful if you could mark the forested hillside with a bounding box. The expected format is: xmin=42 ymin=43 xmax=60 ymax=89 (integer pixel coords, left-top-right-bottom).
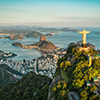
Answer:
xmin=0 ymin=71 xmax=52 ymax=100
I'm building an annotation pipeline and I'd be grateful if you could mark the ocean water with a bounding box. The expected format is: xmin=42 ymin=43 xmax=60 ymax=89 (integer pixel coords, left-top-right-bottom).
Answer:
xmin=47 ymin=27 xmax=100 ymax=49
xmin=0 ymin=27 xmax=100 ymax=60
xmin=0 ymin=37 xmax=42 ymax=60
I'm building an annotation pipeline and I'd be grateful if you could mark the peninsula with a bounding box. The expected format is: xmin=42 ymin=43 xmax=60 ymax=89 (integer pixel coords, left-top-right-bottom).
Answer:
xmin=12 ymin=34 xmax=56 ymax=52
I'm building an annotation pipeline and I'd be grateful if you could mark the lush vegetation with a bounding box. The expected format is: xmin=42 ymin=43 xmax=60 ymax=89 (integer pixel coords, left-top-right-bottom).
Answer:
xmin=0 ymin=67 xmax=17 ymax=89
xmin=0 ymin=71 xmax=52 ymax=100
xmin=1 ymin=42 xmax=100 ymax=100
xmin=51 ymin=45 xmax=100 ymax=100
xmin=51 ymin=80 xmax=69 ymax=100
xmin=0 ymin=64 xmax=24 ymax=76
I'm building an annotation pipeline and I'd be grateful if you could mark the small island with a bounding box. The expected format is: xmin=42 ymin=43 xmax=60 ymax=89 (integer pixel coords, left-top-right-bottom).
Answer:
xmin=45 ymin=33 xmax=54 ymax=37
xmin=95 ymin=32 xmax=100 ymax=34
xmin=12 ymin=42 xmax=24 ymax=47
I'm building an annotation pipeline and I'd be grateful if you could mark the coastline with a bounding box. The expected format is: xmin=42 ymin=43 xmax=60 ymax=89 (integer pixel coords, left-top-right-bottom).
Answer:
xmin=0 ymin=33 xmax=10 ymax=35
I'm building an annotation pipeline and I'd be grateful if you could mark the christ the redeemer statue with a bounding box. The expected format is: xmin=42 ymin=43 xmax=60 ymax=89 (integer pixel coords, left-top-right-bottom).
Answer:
xmin=78 ymin=29 xmax=91 ymax=48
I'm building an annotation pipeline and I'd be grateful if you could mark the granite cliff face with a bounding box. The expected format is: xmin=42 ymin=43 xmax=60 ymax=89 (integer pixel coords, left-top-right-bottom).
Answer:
xmin=40 ymin=34 xmax=47 ymax=41
xmin=38 ymin=35 xmax=56 ymax=50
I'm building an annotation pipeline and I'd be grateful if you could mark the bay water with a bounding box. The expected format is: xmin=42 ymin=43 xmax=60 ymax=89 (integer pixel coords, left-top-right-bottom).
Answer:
xmin=0 ymin=27 xmax=100 ymax=60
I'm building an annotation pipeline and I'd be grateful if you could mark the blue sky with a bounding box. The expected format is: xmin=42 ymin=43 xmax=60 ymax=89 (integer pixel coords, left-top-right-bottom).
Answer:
xmin=0 ymin=0 xmax=100 ymax=27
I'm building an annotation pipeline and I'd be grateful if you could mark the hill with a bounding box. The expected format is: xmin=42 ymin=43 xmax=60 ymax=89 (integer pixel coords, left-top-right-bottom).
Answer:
xmin=28 ymin=34 xmax=56 ymax=50
xmin=0 ymin=71 xmax=52 ymax=100
xmin=0 ymin=67 xmax=17 ymax=89
xmin=26 ymin=31 xmax=42 ymax=38
xmin=29 ymin=41 xmax=56 ymax=50
xmin=9 ymin=34 xmax=24 ymax=40
xmin=0 ymin=64 xmax=24 ymax=77
xmin=47 ymin=43 xmax=100 ymax=100
xmin=9 ymin=31 xmax=42 ymax=40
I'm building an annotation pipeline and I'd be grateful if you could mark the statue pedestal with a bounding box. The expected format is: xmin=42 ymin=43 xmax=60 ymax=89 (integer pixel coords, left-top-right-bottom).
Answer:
xmin=82 ymin=44 xmax=87 ymax=48
xmin=79 ymin=46 xmax=90 ymax=52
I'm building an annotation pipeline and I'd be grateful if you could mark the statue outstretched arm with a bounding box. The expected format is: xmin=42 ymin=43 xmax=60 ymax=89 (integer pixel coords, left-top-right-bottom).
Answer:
xmin=77 ymin=31 xmax=84 ymax=34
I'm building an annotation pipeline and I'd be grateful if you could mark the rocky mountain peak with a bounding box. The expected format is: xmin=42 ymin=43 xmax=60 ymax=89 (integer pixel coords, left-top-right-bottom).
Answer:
xmin=40 ymin=34 xmax=47 ymax=42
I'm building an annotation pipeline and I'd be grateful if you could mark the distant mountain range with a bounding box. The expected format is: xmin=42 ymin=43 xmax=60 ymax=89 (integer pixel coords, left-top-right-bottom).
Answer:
xmin=0 ymin=26 xmax=78 ymax=40
xmin=0 ymin=25 xmax=78 ymax=34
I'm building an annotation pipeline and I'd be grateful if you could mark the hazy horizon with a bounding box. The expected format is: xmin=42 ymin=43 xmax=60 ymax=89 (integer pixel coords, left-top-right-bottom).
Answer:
xmin=0 ymin=0 xmax=100 ymax=27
